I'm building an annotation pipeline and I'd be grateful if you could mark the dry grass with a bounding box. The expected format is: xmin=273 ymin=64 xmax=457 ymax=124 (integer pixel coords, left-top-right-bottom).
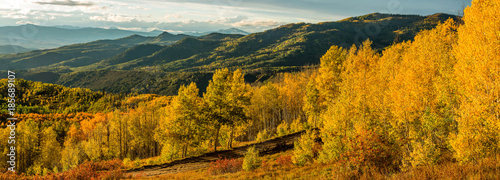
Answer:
xmin=137 ymin=152 xmax=500 ymax=180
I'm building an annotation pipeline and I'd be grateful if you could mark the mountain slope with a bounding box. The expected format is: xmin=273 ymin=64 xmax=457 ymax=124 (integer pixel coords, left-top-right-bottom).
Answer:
xmin=3 ymin=13 xmax=460 ymax=95
xmin=0 ymin=24 xmax=162 ymax=49
xmin=0 ymin=33 xmax=194 ymax=71
xmin=103 ymin=13 xmax=460 ymax=72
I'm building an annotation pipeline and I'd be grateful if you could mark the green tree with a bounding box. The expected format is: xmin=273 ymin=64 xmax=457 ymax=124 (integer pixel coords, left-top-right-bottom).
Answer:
xmin=204 ymin=68 xmax=250 ymax=151
xmin=170 ymin=82 xmax=205 ymax=158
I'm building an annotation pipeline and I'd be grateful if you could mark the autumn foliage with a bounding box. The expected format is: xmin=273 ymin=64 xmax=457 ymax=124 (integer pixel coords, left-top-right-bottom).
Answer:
xmin=0 ymin=0 xmax=498 ymax=179
xmin=207 ymin=158 xmax=243 ymax=175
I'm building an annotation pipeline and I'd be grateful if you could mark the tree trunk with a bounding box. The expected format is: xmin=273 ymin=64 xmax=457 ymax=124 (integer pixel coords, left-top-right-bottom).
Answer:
xmin=182 ymin=144 xmax=187 ymax=158
xmin=214 ymin=126 xmax=220 ymax=152
xmin=228 ymin=125 xmax=234 ymax=149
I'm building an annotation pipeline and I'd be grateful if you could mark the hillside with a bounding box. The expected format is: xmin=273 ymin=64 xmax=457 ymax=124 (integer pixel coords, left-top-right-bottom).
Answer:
xmin=0 ymin=32 xmax=194 ymax=71
xmin=1 ymin=13 xmax=460 ymax=95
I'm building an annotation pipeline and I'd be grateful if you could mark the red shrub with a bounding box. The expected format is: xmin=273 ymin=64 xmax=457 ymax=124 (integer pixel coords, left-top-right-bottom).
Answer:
xmin=0 ymin=159 xmax=125 ymax=180
xmin=96 ymin=170 xmax=124 ymax=180
xmin=276 ymin=155 xmax=293 ymax=167
xmin=0 ymin=171 xmax=29 ymax=180
xmin=207 ymin=158 xmax=243 ymax=175
xmin=63 ymin=161 xmax=98 ymax=180
xmin=94 ymin=159 xmax=124 ymax=171
xmin=340 ymin=129 xmax=397 ymax=172
xmin=261 ymin=160 xmax=270 ymax=171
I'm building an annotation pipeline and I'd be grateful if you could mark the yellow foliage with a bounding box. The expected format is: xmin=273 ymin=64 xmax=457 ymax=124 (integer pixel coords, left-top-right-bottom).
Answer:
xmin=452 ymin=0 xmax=500 ymax=162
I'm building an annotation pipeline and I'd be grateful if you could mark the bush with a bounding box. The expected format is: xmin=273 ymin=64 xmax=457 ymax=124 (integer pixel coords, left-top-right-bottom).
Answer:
xmin=256 ymin=129 xmax=271 ymax=143
xmin=341 ymin=129 xmax=398 ymax=172
xmin=207 ymin=158 xmax=243 ymax=175
xmin=261 ymin=160 xmax=271 ymax=171
xmin=93 ymin=159 xmax=124 ymax=171
xmin=290 ymin=118 xmax=306 ymax=133
xmin=276 ymin=155 xmax=293 ymax=167
xmin=243 ymin=146 xmax=261 ymax=171
xmin=292 ymin=130 xmax=315 ymax=166
xmin=276 ymin=122 xmax=290 ymax=137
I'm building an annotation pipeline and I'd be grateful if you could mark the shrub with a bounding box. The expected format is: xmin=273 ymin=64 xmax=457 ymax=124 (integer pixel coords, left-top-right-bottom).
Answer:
xmin=261 ymin=160 xmax=271 ymax=171
xmin=290 ymin=118 xmax=306 ymax=133
xmin=207 ymin=158 xmax=243 ymax=175
xmin=94 ymin=159 xmax=123 ymax=171
xmin=256 ymin=129 xmax=271 ymax=143
xmin=276 ymin=122 xmax=290 ymax=137
xmin=243 ymin=146 xmax=261 ymax=171
xmin=341 ymin=129 xmax=398 ymax=172
xmin=292 ymin=130 xmax=315 ymax=166
xmin=0 ymin=159 xmax=125 ymax=180
xmin=63 ymin=160 xmax=125 ymax=180
xmin=63 ymin=161 xmax=98 ymax=180
xmin=276 ymin=155 xmax=293 ymax=167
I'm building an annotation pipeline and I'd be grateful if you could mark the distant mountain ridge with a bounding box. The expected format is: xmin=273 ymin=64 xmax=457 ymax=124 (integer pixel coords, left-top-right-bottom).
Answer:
xmin=0 ymin=24 xmax=163 ymax=49
xmin=0 ymin=45 xmax=36 ymax=54
xmin=184 ymin=28 xmax=249 ymax=36
xmin=0 ymin=25 xmax=250 ymax=50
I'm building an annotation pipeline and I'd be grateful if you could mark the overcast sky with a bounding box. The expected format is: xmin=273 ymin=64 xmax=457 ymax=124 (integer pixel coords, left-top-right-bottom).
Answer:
xmin=0 ymin=0 xmax=471 ymax=33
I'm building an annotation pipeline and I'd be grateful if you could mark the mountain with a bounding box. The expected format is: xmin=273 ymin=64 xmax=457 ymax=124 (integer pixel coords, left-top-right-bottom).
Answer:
xmin=1 ymin=13 xmax=460 ymax=95
xmin=0 ymin=32 xmax=199 ymax=71
xmin=0 ymin=24 xmax=163 ymax=50
xmin=216 ymin=28 xmax=249 ymax=35
xmin=184 ymin=28 xmax=249 ymax=36
xmin=98 ymin=13 xmax=460 ymax=72
xmin=144 ymin=32 xmax=192 ymax=44
xmin=0 ymin=45 xmax=36 ymax=54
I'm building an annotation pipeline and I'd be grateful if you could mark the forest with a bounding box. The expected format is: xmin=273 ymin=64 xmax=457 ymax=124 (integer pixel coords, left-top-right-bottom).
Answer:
xmin=0 ymin=0 xmax=499 ymax=179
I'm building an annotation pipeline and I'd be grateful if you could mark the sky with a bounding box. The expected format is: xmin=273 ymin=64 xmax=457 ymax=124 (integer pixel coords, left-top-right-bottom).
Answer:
xmin=0 ymin=0 xmax=472 ymax=33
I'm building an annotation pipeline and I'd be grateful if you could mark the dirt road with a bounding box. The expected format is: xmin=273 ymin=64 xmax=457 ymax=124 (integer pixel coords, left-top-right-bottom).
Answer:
xmin=124 ymin=129 xmax=316 ymax=177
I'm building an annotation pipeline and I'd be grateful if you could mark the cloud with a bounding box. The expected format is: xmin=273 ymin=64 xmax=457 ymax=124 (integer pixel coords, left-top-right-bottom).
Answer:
xmin=89 ymin=14 xmax=135 ymax=22
xmin=84 ymin=14 xmax=280 ymax=33
xmin=164 ymin=14 xmax=183 ymax=20
xmin=232 ymin=20 xmax=283 ymax=27
xmin=127 ymin=5 xmax=150 ymax=10
xmin=16 ymin=20 xmax=38 ymax=25
xmin=34 ymin=0 xmax=95 ymax=7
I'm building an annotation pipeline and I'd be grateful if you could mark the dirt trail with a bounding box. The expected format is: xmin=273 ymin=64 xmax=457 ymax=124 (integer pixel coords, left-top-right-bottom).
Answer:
xmin=124 ymin=129 xmax=317 ymax=177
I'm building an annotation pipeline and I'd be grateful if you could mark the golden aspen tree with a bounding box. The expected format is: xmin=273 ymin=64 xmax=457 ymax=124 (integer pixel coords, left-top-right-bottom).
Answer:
xmin=37 ymin=126 xmax=62 ymax=173
xmin=227 ymin=69 xmax=252 ymax=149
xmin=278 ymin=72 xmax=308 ymax=125
xmin=452 ymin=0 xmax=500 ymax=162
xmin=203 ymin=68 xmax=233 ymax=152
xmin=17 ymin=119 xmax=40 ymax=173
xmin=388 ymin=19 xmax=458 ymax=168
xmin=320 ymin=40 xmax=382 ymax=162
xmin=303 ymin=71 xmax=321 ymax=127
xmin=305 ymin=45 xmax=345 ymax=129
xmin=247 ymin=83 xmax=282 ymax=138
xmin=169 ymin=82 xmax=204 ymax=158
xmin=315 ymin=45 xmax=347 ymax=104
xmin=154 ymin=103 xmax=183 ymax=161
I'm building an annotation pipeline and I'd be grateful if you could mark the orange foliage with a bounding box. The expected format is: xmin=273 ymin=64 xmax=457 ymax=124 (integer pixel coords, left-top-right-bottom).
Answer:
xmin=207 ymin=158 xmax=243 ymax=175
